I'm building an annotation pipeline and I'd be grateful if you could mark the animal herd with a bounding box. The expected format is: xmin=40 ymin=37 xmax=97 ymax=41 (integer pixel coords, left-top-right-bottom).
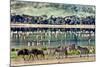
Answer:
xmin=11 ymin=14 xmax=95 ymax=25
xmin=11 ymin=44 xmax=95 ymax=61
xmin=17 ymin=48 xmax=45 ymax=60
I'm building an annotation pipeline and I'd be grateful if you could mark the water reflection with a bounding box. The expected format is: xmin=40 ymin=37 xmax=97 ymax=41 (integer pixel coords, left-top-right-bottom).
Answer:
xmin=10 ymin=29 xmax=95 ymax=48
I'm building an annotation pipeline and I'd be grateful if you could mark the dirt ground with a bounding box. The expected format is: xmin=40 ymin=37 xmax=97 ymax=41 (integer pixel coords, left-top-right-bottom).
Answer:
xmin=11 ymin=54 xmax=95 ymax=67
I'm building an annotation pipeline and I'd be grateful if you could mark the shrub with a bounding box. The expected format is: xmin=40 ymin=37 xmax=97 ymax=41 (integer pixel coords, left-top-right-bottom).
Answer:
xmin=42 ymin=47 xmax=47 ymax=50
xmin=68 ymin=50 xmax=80 ymax=55
xmin=16 ymin=48 xmax=19 ymax=51
xmin=65 ymin=50 xmax=68 ymax=55
xmin=11 ymin=48 xmax=16 ymax=52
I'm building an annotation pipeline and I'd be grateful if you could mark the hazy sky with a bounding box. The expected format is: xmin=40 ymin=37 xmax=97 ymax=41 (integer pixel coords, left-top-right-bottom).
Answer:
xmin=11 ymin=0 xmax=95 ymax=17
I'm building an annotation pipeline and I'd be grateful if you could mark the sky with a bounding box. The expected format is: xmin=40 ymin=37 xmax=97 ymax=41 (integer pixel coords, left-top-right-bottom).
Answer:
xmin=11 ymin=0 xmax=95 ymax=17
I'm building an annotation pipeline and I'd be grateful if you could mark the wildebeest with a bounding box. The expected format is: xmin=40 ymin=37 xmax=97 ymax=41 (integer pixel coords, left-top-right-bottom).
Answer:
xmin=11 ymin=14 xmax=95 ymax=25
xmin=17 ymin=49 xmax=45 ymax=60
xmin=17 ymin=48 xmax=30 ymax=60
xmin=30 ymin=49 xmax=45 ymax=60
xmin=17 ymin=48 xmax=45 ymax=60
xmin=77 ymin=46 xmax=89 ymax=57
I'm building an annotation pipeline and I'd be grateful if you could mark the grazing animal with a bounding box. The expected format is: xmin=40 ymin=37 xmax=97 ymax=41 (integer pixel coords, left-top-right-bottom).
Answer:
xmin=30 ymin=49 xmax=45 ymax=60
xmin=68 ymin=44 xmax=76 ymax=51
xmin=17 ymin=49 xmax=30 ymax=60
xmin=54 ymin=46 xmax=68 ymax=59
xmin=77 ymin=46 xmax=89 ymax=57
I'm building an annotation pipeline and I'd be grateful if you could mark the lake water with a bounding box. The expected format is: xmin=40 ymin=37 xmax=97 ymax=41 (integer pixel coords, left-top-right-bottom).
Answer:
xmin=11 ymin=40 xmax=95 ymax=48
xmin=10 ymin=31 xmax=95 ymax=48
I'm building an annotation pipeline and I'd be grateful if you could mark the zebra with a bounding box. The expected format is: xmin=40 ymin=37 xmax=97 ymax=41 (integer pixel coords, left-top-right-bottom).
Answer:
xmin=77 ymin=46 xmax=89 ymax=57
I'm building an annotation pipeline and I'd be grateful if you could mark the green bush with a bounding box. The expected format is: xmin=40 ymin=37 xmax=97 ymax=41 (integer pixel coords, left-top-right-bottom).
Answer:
xmin=65 ymin=50 xmax=68 ymax=55
xmin=68 ymin=50 xmax=80 ymax=55
xmin=11 ymin=48 xmax=16 ymax=52
xmin=41 ymin=47 xmax=47 ymax=50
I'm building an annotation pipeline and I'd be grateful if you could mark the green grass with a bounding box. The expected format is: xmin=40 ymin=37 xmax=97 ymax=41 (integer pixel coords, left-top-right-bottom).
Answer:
xmin=11 ymin=51 xmax=17 ymax=59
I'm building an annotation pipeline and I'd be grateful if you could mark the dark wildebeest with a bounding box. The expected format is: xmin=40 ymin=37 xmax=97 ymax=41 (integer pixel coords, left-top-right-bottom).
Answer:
xmin=53 ymin=46 xmax=68 ymax=59
xmin=30 ymin=49 xmax=45 ymax=60
xmin=17 ymin=49 xmax=30 ymax=60
xmin=77 ymin=46 xmax=89 ymax=57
